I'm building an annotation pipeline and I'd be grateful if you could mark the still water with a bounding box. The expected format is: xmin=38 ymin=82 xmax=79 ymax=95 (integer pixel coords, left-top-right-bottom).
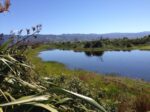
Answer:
xmin=39 ymin=49 xmax=150 ymax=81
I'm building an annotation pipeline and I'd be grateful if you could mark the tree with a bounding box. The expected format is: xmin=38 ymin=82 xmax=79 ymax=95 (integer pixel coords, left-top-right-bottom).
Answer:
xmin=91 ymin=41 xmax=103 ymax=48
xmin=84 ymin=42 xmax=91 ymax=48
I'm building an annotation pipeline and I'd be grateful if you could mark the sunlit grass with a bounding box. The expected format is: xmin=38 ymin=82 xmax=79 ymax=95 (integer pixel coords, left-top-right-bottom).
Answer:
xmin=26 ymin=44 xmax=150 ymax=93
xmin=25 ymin=44 xmax=150 ymax=111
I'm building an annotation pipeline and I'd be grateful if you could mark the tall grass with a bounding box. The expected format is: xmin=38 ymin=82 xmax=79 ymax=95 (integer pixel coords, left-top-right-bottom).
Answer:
xmin=0 ymin=26 xmax=107 ymax=112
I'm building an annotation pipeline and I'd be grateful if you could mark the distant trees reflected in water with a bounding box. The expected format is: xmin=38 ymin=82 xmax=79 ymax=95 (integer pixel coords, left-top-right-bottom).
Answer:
xmin=84 ymin=51 xmax=104 ymax=57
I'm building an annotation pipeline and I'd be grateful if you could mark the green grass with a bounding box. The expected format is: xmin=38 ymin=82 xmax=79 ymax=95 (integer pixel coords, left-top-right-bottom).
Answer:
xmin=26 ymin=45 xmax=89 ymax=77
xmin=135 ymin=45 xmax=150 ymax=50
xmin=26 ymin=44 xmax=150 ymax=111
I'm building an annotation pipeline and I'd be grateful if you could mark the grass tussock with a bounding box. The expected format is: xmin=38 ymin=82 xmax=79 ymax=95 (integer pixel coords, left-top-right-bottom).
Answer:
xmin=0 ymin=33 xmax=107 ymax=112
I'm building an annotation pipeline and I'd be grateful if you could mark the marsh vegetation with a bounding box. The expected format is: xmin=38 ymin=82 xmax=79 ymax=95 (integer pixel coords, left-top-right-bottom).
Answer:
xmin=1 ymin=1 xmax=150 ymax=111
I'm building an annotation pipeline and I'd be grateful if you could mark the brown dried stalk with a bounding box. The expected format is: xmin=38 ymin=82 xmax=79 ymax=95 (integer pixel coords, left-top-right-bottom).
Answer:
xmin=0 ymin=0 xmax=10 ymax=13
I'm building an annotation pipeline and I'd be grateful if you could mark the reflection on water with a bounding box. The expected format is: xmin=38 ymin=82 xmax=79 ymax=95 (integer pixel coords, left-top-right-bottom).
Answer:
xmin=84 ymin=51 xmax=104 ymax=57
xmin=39 ymin=49 xmax=150 ymax=81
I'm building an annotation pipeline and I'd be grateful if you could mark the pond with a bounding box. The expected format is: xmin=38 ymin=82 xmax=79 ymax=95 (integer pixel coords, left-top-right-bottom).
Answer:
xmin=38 ymin=49 xmax=150 ymax=81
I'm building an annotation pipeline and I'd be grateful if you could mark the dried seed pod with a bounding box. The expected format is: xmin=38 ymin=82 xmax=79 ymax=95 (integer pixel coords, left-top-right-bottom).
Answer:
xmin=35 ymin=24 xmax=42 ymax=33
xmin=36 ymin=25 xmax=39 ymax=30
xmin=26 ymin=29 xmax=30 ymax=35
xmin=10 ymin=30 xmax=15 ymax=35
xmin=39 ymin=24 xmax=42 ymax=28
xmin=18 ymin=29 xmax=23 ymax=35
xmin=32 ymin=27 xmax=36 ymax=32
xmin=39 ymin=24 xmax=42 ymax=30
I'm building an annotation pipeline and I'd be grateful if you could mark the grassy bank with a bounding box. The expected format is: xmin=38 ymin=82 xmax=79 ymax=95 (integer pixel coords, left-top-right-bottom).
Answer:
xmin=26 ymin=44 xmax=150 ymax=112
xmin=44 ymin=42 xmax=150 ymax=52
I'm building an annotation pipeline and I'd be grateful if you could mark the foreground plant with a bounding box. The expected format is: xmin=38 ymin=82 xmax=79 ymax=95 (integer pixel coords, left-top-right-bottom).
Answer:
xmin=0 ymin=74 xmax=107 ymax=112
xmin=0 ymin=35 xmax=107 ymax=111
xmin=0 ymin=19 xmax=106 ymax=112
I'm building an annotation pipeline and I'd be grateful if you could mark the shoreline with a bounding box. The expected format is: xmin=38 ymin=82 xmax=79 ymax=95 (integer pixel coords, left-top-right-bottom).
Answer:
xmin=26 ymin=44 xmax=150 ymax=110
xmin=26 ymin=44 xmax=150 ymax=83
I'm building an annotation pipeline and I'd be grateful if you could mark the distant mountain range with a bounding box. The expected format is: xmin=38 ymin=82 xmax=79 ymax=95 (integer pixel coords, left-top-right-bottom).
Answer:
xmin=2 ymin=31 xmax=150 ymax=43
xmin=32 ymin=32 xmax=150 ymax=42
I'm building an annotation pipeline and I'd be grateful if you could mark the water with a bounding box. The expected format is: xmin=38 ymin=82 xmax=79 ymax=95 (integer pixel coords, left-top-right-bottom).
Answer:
xmin=38 ymin=49 xmax=150 ymax=81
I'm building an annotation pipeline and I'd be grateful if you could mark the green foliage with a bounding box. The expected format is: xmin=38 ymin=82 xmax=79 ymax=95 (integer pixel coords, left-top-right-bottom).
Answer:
xmin=0 ymin=30 xmax=107 ymax=112
xmin=50 ymin=35 xmax=150 ymax=51
xmin=26 ymin=45 xmax=150 ymax=112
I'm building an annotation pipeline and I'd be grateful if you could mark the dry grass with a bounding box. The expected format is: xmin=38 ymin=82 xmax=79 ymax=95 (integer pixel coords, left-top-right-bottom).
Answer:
xmin=134 ymin=94 xmax=150 ymax=112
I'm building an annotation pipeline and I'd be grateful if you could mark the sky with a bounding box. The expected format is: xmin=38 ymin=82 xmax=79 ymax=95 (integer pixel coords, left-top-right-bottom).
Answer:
xmin=0 ymin=0 xmax=150 ymax=34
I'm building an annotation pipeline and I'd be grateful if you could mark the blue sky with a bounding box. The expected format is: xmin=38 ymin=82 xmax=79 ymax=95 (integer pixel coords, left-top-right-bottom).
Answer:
xmin=0 ymin=0 xmax=150 ymax=34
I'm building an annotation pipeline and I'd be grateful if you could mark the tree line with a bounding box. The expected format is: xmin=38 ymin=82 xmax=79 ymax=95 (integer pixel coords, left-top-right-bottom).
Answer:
xmin=56 ymin=35 xmax=150 ymax=49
